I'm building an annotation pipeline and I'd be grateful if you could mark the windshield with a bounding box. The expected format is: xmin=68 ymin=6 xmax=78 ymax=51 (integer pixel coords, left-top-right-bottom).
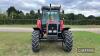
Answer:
xmin=42 ymin=10 xmax=60 ymax=24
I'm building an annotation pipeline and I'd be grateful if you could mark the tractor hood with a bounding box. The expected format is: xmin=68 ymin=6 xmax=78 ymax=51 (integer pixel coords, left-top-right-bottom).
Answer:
xmin=47 ymin=20 xmax=59 ymax=24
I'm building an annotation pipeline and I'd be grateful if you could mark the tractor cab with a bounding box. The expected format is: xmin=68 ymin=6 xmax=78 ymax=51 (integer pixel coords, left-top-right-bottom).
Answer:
xmin=42 ymin=6 xmax=60 ymax=24
xmin=41 ymin=5 xmax=61 ymax=35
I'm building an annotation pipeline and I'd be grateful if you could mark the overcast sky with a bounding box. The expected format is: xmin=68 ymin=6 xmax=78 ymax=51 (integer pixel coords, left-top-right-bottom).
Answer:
xmin=0 ymin=0 xmax=100 ymax=16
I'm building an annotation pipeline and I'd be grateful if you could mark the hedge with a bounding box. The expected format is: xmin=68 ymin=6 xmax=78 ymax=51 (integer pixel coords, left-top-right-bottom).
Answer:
xmin=0 ymin=19 xmax=100 ymax=25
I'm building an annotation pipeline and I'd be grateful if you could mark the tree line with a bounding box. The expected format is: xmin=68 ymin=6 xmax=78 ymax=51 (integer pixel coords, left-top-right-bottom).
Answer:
xmin=0 ymin=6 xmax=100 ymax=25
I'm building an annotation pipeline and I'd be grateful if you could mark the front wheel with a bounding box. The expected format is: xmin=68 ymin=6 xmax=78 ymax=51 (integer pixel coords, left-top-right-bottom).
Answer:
xmin=32 ymin=30 xmax=40 ymax=52
xmin=62 ymin=30 xmax=73 ymax=52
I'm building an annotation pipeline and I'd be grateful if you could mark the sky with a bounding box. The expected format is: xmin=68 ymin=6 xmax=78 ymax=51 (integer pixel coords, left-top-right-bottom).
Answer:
xmin=0 ymin=0 xmax=100 ymax=16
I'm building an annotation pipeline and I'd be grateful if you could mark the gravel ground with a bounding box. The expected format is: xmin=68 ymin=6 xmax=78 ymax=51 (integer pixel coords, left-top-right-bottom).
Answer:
xmin=0 ymin=27 xmax=100 ymax=34
xmin=70 ymin=28 xmax=100 ymax=34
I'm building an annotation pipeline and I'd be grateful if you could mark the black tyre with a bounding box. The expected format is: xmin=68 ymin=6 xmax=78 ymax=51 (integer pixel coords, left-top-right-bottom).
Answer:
xmin=62 ymin=30 xmax=73 ymax=52
xmin=32 ymin=30 xmax=40 ymax=52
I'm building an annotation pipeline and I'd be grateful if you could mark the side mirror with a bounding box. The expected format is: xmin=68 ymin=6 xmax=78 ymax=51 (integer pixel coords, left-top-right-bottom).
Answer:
xmin=38 ymin=9 xmax=40 ymax=14
xmin=62 ymin=10 xmax=64 ymax=14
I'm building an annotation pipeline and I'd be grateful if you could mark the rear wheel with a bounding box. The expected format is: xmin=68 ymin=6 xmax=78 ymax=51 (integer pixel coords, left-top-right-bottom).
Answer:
xmin=32 ymin=30 xmax=40 ymax=52
xmin=62 ymin=30 xmax=73 ymax=52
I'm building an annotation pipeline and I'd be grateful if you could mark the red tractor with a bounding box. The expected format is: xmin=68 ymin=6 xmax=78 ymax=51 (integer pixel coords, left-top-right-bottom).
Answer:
xmin=32 ymin=4 xmax=73 ymax=52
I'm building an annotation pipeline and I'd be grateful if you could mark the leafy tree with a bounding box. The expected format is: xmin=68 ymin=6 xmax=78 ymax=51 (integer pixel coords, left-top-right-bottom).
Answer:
xmin=95 ymin=16 xmax=100 ymax=20
xmin=0 ymin=6 xmax=98 ymax=24
xmin=30 ymin=10 xmax=35 ymax=19
xmin=17 ymin=11 xmax=25 ymax=19
xmin=25 ymin=13 xmax=31 ymax=19
xmin=34 ymin=13 xmax=39 ymax=19
xmin=6 ymin=6 xmax=17 ymax=17
xmin=0 ymin=14 xmax=7 ymax=19
xmin=6 ymin=6 xmax=25 ymax=19
xmin=30 ymin=10 xmax=35 ymax=15
xmin=87 ymin=15 xmax=95 ymax=19
xmin=67 ymin=13 xmax=75 ymax=20
xmin=75 ymin=14 xmax=86 ymax=20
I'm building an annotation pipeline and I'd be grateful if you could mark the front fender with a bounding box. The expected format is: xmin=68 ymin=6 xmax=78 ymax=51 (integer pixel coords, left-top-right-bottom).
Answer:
xmin=33 ymin=28 xmax=40 ymax=30
xmin=33 ymin=28 xmax=42 ymax=34
xmin=62 ymin=27 xmax=70 ymax=32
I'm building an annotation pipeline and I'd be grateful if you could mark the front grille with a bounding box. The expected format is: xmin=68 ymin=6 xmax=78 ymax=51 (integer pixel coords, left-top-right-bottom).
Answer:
xmin=48 ymin=24 xmax=57 ymax=30
xmin=48 ymin=24 xmax=57 ymax=35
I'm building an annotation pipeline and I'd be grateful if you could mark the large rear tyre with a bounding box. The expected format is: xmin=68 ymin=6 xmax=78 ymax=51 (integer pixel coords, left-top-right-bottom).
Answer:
xmin=32 ymin=30 xmax=40 ymax=52
xmin=62 ymin=30 xmax=73 ymax=52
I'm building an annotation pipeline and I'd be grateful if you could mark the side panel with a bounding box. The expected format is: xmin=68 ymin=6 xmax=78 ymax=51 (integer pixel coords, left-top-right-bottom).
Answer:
xmin=37 ymin=19 xmax=41 ymax=29
xmin=60 ymin=20 xmax=64 ymax=31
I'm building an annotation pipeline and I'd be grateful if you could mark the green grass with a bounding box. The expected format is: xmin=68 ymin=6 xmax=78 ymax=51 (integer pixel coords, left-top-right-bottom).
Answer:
xmin=0 ymin=32 xmax=100 ymax=56
xmin=0 ymin=25 xmax=100 ymax=28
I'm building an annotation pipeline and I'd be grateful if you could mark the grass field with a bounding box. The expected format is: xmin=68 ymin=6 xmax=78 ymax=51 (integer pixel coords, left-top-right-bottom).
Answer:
xmin=0 ymin=25 xmax=100 ymax=28
xmin=0 ymin=32 xmax=100 ymax=56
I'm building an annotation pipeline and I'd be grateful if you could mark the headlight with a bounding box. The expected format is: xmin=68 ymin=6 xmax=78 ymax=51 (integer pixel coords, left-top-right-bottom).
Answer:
xmin=48 ymin=30 xmax=52 ymax=33
xmin=53 ymin=30 xmax=57 ymax=33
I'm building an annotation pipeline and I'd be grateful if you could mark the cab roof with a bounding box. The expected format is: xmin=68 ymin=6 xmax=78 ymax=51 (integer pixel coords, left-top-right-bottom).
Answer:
xmin=42 ymin=6 xmax=61 ymax=10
